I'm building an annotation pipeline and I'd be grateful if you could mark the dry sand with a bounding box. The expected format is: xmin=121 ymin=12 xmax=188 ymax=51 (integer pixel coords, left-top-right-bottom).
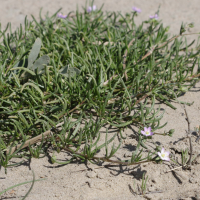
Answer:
xmin=1 ymin=0 xmax=200 ymax=199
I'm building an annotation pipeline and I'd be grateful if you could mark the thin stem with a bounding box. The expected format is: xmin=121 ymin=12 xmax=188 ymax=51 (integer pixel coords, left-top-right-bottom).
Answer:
xmin=183 ymin=105 xmax=193 ymax=166
xmin=64 ymin=146 xmax=154 ymax=166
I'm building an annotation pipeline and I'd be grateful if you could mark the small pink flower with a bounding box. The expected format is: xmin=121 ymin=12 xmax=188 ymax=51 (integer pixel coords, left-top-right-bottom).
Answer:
xmin=141 ymin=127 xmax=153 ymax=137
xmin=132 ymin=7 xmax=141 ymax=13
xmin=158 ymin=148 xmax=170 ymax=161
xmin=87 ymin=5 xmax=96 ymax=13
xmin=149 ymin=14 xmax=159 ymax=20
xmin=57 ymin=13 xmax=67 ymax=19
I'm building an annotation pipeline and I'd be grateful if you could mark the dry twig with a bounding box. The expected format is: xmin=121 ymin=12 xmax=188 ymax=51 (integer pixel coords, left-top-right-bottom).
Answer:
xmin=183 ymin=104 xmax=193 ymax=166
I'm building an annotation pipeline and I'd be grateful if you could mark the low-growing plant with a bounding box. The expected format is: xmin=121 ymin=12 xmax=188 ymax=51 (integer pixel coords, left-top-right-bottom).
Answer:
xmin=0 ymin=2 xmax=200 ymax=174
xmin=141 ymin=172 xmax=148 ymax=195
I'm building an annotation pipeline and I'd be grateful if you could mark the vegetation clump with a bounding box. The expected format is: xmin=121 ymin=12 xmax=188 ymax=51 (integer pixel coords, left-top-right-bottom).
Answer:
xmin=0 ymin=4 xmax=199 ymax=171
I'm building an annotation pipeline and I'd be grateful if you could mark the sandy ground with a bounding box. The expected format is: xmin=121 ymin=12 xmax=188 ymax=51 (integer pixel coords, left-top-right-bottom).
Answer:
xmin=1 ymin=0 xmax=200 ymax=199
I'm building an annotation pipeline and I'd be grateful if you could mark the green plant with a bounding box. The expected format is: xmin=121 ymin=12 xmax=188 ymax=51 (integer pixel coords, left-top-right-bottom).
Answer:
xmin=141 ymin=172 xmax=148 ymax=195
xmin=0 ymin=3 xmax=200 ymax=172
xmin=129 ymin=172 xmax=148 ymax=196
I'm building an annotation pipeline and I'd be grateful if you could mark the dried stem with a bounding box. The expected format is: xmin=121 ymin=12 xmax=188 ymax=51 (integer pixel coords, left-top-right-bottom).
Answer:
xmin=6 ymin=99 xmax=86 ymax=155
xmin=6 ymin=121 xmax=64 ymax=155
xmin=102 ymin=32 xmax=199 ymax=86
xmin=183 ymin=104 xmax=193 ymax=166
xmin=64 ymin=146 xmax=153 ymax=166
xmin=122 ymin=38 xmax=135 ymax=81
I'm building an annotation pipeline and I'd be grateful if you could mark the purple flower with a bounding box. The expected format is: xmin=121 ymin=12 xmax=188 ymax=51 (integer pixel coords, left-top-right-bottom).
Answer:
xmin=57 ymin=13 xmax=67 ymax=19
xmin=141 ymin=127 xmax=153 ymax=137
xmin=158 ymin=148 xmax=170 ymax=161
xmin=149 ymin=14 xmax=159 ymax=20
xmin=132 ymin=7 xmax=141 ymax=13
xmin=87 ymin=5 xmax=96 ymax=13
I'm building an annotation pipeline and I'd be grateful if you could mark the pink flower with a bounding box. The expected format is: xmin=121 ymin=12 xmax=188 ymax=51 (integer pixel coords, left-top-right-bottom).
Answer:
xmin=141 ymin=127 xmax=153 ymax=137
xmin=57 ymin=13 xmax=67 ymax=19
xmin=87 ymin=5 xmax=96 ymax=13
xmin=158 ymin=148 xmax=170 ymax=161
xmin=149 ymin=14 xmax=159 ymax=20
xmin=132 ymin=7 xmax=141 ymax=13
